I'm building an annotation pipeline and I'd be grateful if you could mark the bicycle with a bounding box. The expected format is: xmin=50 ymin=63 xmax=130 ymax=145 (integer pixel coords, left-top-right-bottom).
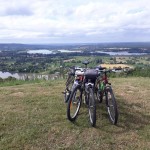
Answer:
xmin=67 ymin=61 xmax=98 ymax=127
xmin=95 ymin=68 xmax=118 ymax=125
xmin=63 ymin=66 xmax=85 ymax=103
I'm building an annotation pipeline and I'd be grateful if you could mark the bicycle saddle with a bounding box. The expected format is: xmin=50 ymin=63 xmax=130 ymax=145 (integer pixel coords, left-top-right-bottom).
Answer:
xmin=82 ymin=60 xmax=89 ymax=66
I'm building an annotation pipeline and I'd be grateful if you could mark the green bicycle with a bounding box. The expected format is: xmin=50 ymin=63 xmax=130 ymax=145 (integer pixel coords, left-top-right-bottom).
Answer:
xmin=96 ymin=69 xmax=118 ymax=125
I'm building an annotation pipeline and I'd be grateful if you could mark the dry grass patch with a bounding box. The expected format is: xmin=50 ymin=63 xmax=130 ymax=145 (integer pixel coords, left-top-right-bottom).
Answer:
xmin=101 ymin=64 xmax=133 ymax=69
xmin=0 ymin=78 xmax=150 ymax=150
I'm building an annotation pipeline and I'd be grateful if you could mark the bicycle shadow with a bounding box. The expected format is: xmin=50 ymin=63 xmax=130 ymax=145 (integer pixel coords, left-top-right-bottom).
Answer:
xmin=96 ymin=95 xmax=149 ymax=134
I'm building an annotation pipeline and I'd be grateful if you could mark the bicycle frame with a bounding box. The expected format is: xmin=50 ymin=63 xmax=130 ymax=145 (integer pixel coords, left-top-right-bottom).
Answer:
xmin=96 ymin=69 xmax=110 ymax=89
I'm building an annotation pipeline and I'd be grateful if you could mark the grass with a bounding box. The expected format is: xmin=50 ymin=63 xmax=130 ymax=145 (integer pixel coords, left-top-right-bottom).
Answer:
xmin=0 ymin=79 xmax=44 ymax=87
xmin=0 ymin=77 xmax=150 ymax=150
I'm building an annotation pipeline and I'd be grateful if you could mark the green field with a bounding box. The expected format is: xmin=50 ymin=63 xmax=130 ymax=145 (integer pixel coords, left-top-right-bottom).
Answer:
xmin=0 ymin=78 xmax=150 ymax=150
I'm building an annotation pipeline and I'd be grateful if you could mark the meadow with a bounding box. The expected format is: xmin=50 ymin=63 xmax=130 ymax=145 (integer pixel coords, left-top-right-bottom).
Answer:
xmin=0 ymin=77 xmax=150 ymax=150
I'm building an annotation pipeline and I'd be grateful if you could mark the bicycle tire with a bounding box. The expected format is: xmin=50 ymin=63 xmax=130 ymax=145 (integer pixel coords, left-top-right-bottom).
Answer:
xmin=96 ymin=90 xmax=103 ymax=103
xmin=105 ymin=87 xmax=118 ymax=125
xmin=64 ymin=75 xmax=74 ymax=103
xmin=66 ymin=75 xmax=74 ymax=90
xmin=64 ymin=89 xmax=71 ymax=103
xmin=88 ymin=88 xmax=96 ymax=127
xmin=67 ymin=85 xmax=82 ymax=121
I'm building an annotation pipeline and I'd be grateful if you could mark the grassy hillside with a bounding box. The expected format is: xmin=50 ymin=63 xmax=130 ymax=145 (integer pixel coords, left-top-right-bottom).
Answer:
xmin=0 ymin=78 xmax=150 ymax=150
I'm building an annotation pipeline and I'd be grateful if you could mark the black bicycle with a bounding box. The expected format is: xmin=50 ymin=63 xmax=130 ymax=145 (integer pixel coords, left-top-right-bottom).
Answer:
xmin=67 ymin=61 xmax=98 ymax=127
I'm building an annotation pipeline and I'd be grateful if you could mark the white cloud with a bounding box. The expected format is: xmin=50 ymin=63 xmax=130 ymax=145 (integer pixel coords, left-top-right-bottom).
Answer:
xmin=0 ymin=0 xmax=150 ymax=43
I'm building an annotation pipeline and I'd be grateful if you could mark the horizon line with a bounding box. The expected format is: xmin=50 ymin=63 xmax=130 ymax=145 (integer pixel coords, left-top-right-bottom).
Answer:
xmin=0 ymin=41 xmax=150 ymax=45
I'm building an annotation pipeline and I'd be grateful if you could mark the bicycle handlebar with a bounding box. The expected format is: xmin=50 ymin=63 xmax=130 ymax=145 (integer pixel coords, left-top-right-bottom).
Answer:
xmin=67 ymin=66 xmax=85 ymax=76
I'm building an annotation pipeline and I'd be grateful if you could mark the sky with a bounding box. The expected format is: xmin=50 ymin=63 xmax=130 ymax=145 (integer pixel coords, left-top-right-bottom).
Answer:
xmin=0 ymin=0 xmax=150 ymax=44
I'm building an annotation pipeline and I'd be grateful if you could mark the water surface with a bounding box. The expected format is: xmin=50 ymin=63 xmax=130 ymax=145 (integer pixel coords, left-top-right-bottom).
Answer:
xmin=96 ymin=51 xmax=147 ymax=55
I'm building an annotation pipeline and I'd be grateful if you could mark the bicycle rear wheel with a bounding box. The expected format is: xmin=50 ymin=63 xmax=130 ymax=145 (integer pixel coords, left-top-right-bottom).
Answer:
xmin=67 ymin=85 xmax=82 ymax=121
xmin=88 ymin=88 xmax=96 ymax=127
xmin=66 ymin=75 xmax=74 ymax=90
xmin=96 ymin=90 xmax=103 ymax=103
xmin=105 ymin=87 xmax=118 ymax=125
xmin=64 ymin=75 xmax=74 ymax=103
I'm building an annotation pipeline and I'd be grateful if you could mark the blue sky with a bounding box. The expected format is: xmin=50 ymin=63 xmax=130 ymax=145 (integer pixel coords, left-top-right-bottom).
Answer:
xmin=0 ymin=0 xmax=150 ymax=44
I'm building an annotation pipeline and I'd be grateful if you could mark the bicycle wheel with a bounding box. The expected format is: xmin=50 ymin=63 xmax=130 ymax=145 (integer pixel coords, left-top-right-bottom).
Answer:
xmin=105 ymin=87 xmax=118 ymax=125
xmin=67 ymin=85 xmax=82 ymax=121
xmin=64 ymin=89 xmax=71 ymax=103
xmin=64 ymin=75 xmax=74 ymax=103
xmin=88 ymin=88 xmax=96 ymax=127
xmin=96 ymin=90 xmax=103 ymax=103
xmin=66 ymin=75 xmax=74 ymax=90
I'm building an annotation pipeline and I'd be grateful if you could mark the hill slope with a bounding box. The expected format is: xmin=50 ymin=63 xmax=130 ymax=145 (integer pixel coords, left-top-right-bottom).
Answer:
xmin=0 ymin=78 xmax=150 ymax=150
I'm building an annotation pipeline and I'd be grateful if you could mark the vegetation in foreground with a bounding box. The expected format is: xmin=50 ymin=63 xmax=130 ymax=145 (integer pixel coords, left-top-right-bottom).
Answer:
xmin=0 ymin=78 xmax=150 ymax=150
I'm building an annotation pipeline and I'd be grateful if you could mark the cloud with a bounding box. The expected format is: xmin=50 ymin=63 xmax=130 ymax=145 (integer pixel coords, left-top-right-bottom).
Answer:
xmin=0 ymin=1 xmax=33 ymax=16
xmin=0 ymin=0 xmax=150 ymax=43
xmin=5 ymin=6 xmax=33 ymax=16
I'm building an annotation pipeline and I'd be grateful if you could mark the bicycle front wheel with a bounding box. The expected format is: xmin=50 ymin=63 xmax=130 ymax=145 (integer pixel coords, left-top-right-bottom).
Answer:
xmin=88 ymin=88 xmax=96 ymax=127
xmin=67 ymin=85 xmax=82 ymax=121
xmin=105 ymin=87 xmax=118 ymax=125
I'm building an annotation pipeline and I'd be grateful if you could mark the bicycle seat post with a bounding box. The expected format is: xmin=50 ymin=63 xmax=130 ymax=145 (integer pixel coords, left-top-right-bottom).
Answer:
xmin=82 ymin=60 xmax=89 ymax=69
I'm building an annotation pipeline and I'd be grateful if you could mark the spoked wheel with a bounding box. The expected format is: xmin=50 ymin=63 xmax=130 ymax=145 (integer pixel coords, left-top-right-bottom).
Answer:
xmin=88 ymin=88 xmax=96 ymax=127
xmin=105 ymin=87 xmax=118 ymax=125
xmin=96 ymin=90 xmax=103 ymax=103
xmin=64 ymin=75 xmax=74 ymax=103
xmin=64 ymin=89 xmax=71 ymax=103
xmin=67 ymin=85 xmax=82 ymax=121
xmin=66 ymin=74 xmax=74 ymax=88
